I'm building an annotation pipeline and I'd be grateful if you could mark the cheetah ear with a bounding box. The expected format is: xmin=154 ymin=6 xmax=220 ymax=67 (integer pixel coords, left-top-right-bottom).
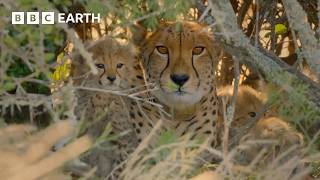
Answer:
xmin=129 ymin=23 xmax=148 ymax=47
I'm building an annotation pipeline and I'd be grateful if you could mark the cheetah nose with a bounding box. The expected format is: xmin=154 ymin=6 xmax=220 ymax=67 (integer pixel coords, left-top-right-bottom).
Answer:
xmin=107 ymin=76 xmax=116 ymax=82
xmin=170 ymin=74 xmax=189 ymax=87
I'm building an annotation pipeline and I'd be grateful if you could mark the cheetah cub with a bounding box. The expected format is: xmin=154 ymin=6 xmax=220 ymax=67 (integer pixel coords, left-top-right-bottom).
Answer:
xmin=72 ymin=36 xmax=143 ymax=136
xmin=238 ymin=116 xmax=304 ymax=169
xmin=218 ymin=85 xmax=304 ymax=165
xmin=72 ymin=37 xmax=144 ymax=177
xmin=217 ymin=85 xmax=267 ymax=139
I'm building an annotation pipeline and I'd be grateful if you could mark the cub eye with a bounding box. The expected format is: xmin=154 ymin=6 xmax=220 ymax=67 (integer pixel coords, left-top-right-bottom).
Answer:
xmin=117 ymin=63 xmax=124 ymax=68
xmin=95 ymin=63 xmax=105 ymax=69
xmin=248 ymin=112 xmax=256 ymax=117
xmin=192 ymin=46 xmax=205 ymax=55
xmin=156 ymin=46 xmax=169 ymax=54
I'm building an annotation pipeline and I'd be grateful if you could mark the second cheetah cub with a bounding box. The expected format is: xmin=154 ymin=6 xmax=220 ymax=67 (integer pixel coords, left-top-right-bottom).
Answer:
xmin=218 ymin=85 xmax=267 ymax=139
xmin=218 ymin=85 xmax=304 ymax=166
xmin=239 ymin=116 xmax=304 ymax=166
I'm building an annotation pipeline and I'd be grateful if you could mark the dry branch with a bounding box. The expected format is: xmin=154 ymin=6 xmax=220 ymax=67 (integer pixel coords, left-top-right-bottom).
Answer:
xmin=283 ymin=0 xmax=320 ymax=79
xmin=0 ymin=121 xmax=92 ymax=180
xmin=208 ymin=0 xmax=320 ymax=110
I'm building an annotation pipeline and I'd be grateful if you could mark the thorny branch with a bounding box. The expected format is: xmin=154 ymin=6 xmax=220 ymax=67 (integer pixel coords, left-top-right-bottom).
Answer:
xmin=57 ymin=22 xmax=98 ymax=75
xmin=283 ymin=0 xmax=320 ymax=79
xmin=75 ymin=86 xmax=161 ymax=108
xmin=222 ymin=57 xmax=240 ymax=156
xmin=206 ymin=0 xmax=320 ymax=110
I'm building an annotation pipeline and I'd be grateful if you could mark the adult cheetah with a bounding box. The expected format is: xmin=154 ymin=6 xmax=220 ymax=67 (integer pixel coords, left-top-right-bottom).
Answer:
xmin=129 ymin=21 xmax=222 ymax=149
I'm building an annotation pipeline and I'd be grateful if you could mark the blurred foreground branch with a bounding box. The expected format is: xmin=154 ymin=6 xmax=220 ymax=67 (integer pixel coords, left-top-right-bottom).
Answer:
xmin=0 ymin=121 xmax=92 ymax=180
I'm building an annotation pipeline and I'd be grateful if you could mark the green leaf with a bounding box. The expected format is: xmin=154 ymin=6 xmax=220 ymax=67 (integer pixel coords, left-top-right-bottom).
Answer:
xmin=4 ymin=36 xmax=18 ymax=49
xmin=42 ymin=25 xmax=54 ymax=34
xmin=275 ymin=24 xmax=288 ymax=35
xmin=87 ymin=1 xmax=106 ymax=15
xmin=20 ymin=0 xmax=34 ymax=7
xmin=156 ymin=130 xmax=176 ymax=147
xmin=265 ymin=24 xmax=288 ymax=37
xmin=45 ymin=53 xmax=55 ymax=63
xmin=3 ymin=81 xmax=16 ymax=91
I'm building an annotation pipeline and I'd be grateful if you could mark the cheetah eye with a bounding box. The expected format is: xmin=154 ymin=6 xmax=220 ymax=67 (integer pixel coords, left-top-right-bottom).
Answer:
xmin=95 ymin=63 xmax=105 ymax=69
xmin=117 ymin=63 xmax=124 ymax=68
xmin=248 ymin=112 xmax=256 ymax=117
xmin=156 ymin=46 xmax=169 ymax=54
xmin=192 ymin=46 xmax=205 ymax=55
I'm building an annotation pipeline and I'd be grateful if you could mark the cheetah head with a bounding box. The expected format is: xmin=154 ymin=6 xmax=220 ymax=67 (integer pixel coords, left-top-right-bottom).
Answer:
xmin=73 ymin=37 xmax=138 ymax=90
xmin=133 ymin=21 xmax=221 ymax=109
xmin=218 ymin=85 xmax=268 ymax=126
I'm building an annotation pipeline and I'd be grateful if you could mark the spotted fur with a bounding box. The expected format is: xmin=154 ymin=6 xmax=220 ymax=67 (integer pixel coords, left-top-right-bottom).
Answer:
xmin=217 ymin=85 xmax=267 ymax=139
xmin=238 ymin=117 xmax=304 ymax=165
xmin=72 ymin=37 xmax=144 ymax=177
xmin=217 ymin=85 xmax=304 ymax=166
xmin=129 ymin=21 xmax=222 ymax=150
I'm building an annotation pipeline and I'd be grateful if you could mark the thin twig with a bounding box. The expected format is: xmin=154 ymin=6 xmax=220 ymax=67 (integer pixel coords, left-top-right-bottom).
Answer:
xmin=237 ymin=0 xmax=253 ymax=27
xmin=291 ymin=28 xmax=304 ymax=68
xmin=223 ymin=57 xmax=240 ymax=156
xmin=270 ymin=0 xmax=276 ymax=52
xmin=283 ymin=0 xmax=320 ymax=79
xmin=57 ymin=20 xmax=98 ymax=75
xmin=255 ymin=0 xmax=260 ymax=47
xmin=74 ymin=86 xmax=163 ymax=109
xmin=227 ymin=57 xmax=240 ymax=123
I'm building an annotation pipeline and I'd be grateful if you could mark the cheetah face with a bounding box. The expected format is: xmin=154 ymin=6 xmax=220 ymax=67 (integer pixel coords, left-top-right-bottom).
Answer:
xmin=84 ymin=38 xmax=137 ymax=90
xmin=139 ymin=22 xmax=220 ymax=108
xmin=217 ymin=86 xmax=267 ymax=128
xmin=93 ymin=55 xmax=131 ymax=90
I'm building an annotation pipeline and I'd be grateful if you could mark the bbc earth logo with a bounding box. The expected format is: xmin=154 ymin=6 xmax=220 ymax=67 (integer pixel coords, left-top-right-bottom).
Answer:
xmin=11 ymin=12 xmax=101 ymax=24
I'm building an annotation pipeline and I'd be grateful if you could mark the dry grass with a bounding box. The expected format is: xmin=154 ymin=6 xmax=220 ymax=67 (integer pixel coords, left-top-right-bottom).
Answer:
xmin=115 ymin=120 xmax=317 ymax=180
xmin=0 ymin=121 xmax=92 ymax=180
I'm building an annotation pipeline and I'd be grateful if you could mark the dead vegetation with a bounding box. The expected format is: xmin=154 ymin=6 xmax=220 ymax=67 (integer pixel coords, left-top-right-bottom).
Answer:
xmin=0 ymin=121 xmax=92 ymax=180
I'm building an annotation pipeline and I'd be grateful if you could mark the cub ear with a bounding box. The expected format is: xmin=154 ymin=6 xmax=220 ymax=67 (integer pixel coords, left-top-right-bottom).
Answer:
xmin=129 ymin=23 xmax=148 ymax=47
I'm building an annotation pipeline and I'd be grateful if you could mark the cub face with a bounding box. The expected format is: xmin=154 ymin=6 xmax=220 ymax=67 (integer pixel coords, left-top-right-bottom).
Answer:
xmin=73 ymin=37 xmax=138 ymax=90
xmin=135 ymin=22 xmax=220 ymax=109
xmin=218 ymin=85 xmax=267 ymax=127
